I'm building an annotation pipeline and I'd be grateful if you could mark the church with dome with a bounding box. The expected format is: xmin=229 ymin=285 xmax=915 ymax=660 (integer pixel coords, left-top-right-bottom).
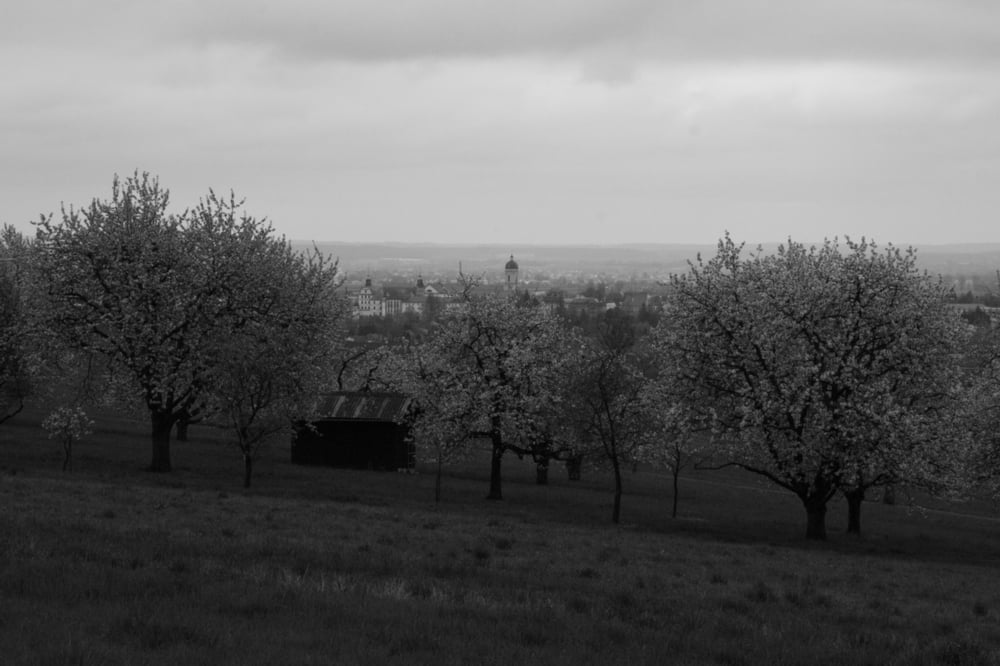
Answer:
xmin=505 ymin=255 xmax=519 ymax=292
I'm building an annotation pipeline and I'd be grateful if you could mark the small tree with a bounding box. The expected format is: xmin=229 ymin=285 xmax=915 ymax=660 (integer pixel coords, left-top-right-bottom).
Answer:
xmin=440 ymin=290 xmax=574 ymax=500
xmin=196 ymin=194 xmax=346 ymax=488
xmin=376 ymin=340 xmax=483 ymax=502
xmin=379 ymin=278 xmax=574 ymax=501
xmin=42 ymin=406 xmax=94 ymax=471
xmin=636 ymin=398 xmax=707 ymax=519
xmin=567 ymin=310 xmax=652 ymax=524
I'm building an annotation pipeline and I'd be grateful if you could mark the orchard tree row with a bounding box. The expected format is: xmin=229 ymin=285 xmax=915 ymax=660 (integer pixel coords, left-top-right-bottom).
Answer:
xmin=4 ymin=174 xmax=1000 ymax=540
xmin=355 ymin=235 xmax=1000 ymax=540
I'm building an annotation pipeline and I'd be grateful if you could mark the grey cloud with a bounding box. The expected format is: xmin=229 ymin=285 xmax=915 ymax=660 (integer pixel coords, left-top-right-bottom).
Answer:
xmin=176 ymin=0 xmax=658 ymax=61
xmin=167 ymin=0 xmax=1000 ymax=64
xmin=11 ymin=1 xmax=1000 ymax=67
xmin=634 ymin=0 xmax=1000 ymax=63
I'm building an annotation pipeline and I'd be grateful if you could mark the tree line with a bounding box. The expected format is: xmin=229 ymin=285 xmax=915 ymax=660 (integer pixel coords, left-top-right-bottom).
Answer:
xmin=3 ymin=174 xmax=999 ymax=540
xmin=351 ymin=236 xmax=999 ymax=540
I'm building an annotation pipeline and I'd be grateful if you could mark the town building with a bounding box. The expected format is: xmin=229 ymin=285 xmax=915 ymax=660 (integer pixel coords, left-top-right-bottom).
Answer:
xmin=350 ymin=255 xmax=522 ymax=317
xmin=354 ymin=274 xmax=442 ymax=318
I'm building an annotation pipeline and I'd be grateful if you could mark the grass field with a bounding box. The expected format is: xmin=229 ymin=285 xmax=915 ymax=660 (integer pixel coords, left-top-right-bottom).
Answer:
xmin=2 ymin=406 xmax=1000 ymax=664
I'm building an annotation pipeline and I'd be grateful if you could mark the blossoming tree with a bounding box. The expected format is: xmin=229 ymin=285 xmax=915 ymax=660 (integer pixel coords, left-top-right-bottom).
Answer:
xmin=654 ymin=235 xmax=967 ymax=539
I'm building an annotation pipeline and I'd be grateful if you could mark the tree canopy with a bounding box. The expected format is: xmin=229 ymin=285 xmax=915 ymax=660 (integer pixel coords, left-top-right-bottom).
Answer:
xmin=654 ymin=235 xmax=968 ymax=539
xmin=34 ymin=173 xmax=345 ymax=473
xmin=0 ymin=224 xmax=37 ymax=425
xmin=379 ymin=290 xmax=576 ymax=500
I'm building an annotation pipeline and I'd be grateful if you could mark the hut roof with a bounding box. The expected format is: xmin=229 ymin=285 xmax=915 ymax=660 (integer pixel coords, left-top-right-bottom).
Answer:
xmin=316 ymin=392 xmax=412 ymax=422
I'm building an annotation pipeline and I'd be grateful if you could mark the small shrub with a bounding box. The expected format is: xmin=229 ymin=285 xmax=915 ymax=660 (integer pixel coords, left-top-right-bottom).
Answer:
xmin=111 ymin=557 xmax=144 ymax=570
xmin=406 ymin=580 xmax=435 ymax=599
xmin=935 ymin=621 xmax=958 ymax=637
xmin=520 ymin=627 xmax=549 ymax=647
xmin=935 ymin=638 xmax=993 ymax=666
xmin=42 ymin=406 xmax=94 ymax=472
xmin=608 ymin=590 xmax=643 ymax=622
xmin=106 ymin=615 xmax=215 ymax=650
xmin=745 ymin=580 xmax=777 ymax=604
xmin=720 ymin=597 xmax=753 ymax=615
xmin=388 ymin=633 xmax=441 ymax=656
xmin=597 ymin=547 xmax=618 ymax=563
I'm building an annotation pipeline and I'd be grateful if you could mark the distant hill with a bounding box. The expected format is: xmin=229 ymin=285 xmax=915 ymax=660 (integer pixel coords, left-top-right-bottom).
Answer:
xmin=295 ymin=241 xmax=1000 ymax=281
xmin=301 ymin=242 xmax=718 ymax=278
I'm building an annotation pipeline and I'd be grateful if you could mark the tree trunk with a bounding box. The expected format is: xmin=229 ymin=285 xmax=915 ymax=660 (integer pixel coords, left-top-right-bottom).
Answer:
xmin=611 ymin=456 xmax=622 ymax=524
xmin=882 ymin=485 xmax=896 ymax=505
xmin=535 ymin=459 xmax=549 ymax=485
xmin=487 ymin=441 xmax=503 ymax=500
xmin=243 ymin=454 xmax=253 ymax=489
xmin=566 ymin=455 xmax=582 ymax=481
xmin=435 ymin=455 xmax=443 ymax=503
xmin=845 ymin=488 xmax=864 ymax=535
xmin=671 ymin=466 xmax=680 ymax=519
xmin=149 ymin=410 xmax=173 ymax=472
xmin=176 ymin=416 xmax=190 ymax=442
xmin=803 ymin=495 xmax=828 ymax=540
xmin=62 ymin=437 xmax=73 ymax=472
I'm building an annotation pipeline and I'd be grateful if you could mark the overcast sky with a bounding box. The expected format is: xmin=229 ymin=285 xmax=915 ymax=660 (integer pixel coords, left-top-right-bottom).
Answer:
xmin=4 ymin=1 xmax=1000 ymax=246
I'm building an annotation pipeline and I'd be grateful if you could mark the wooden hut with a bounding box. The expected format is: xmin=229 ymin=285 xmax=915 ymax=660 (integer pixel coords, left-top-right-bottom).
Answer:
xmin=292 ymin=392 xmax=415 ymax=470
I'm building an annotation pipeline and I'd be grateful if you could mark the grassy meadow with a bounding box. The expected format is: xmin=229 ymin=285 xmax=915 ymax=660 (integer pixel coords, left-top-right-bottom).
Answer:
xmin=2 ymin=407 xmax=1000 ymax=665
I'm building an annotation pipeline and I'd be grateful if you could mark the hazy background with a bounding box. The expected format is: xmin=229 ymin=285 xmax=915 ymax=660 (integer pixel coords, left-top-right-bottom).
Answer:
xmin=4 ymin=1 xmax=1000 ymax=247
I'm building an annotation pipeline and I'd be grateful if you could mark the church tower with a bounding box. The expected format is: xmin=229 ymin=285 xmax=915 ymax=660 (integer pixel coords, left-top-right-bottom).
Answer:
xmin=505 ymin=254 xmax=519 ymax=292
xmin=358 ymin=275 xmax=376 ymax=317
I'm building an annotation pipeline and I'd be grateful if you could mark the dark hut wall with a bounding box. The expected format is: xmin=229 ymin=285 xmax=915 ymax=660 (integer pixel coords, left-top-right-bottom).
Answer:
xmin=291 ymin=392 xmax=415 ymax=470
xmin=292 ymin=419 xmax=413 ymax=470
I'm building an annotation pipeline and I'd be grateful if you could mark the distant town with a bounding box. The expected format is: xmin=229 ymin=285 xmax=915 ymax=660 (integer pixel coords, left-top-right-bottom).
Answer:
xmin=344 ymin=253 xmax=667 ymax=321
xmin=305 ymin=241 xmax=1000 ymax=324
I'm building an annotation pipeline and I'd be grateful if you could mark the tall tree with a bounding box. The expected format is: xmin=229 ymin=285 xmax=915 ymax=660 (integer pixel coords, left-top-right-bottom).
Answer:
xmin=35 ymin=173 xmax=316 ymax=473
xmin=654 ymin=235 xmax=967 ymax=539
xmin=0 ymin=225 xmax=38 ymax=425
